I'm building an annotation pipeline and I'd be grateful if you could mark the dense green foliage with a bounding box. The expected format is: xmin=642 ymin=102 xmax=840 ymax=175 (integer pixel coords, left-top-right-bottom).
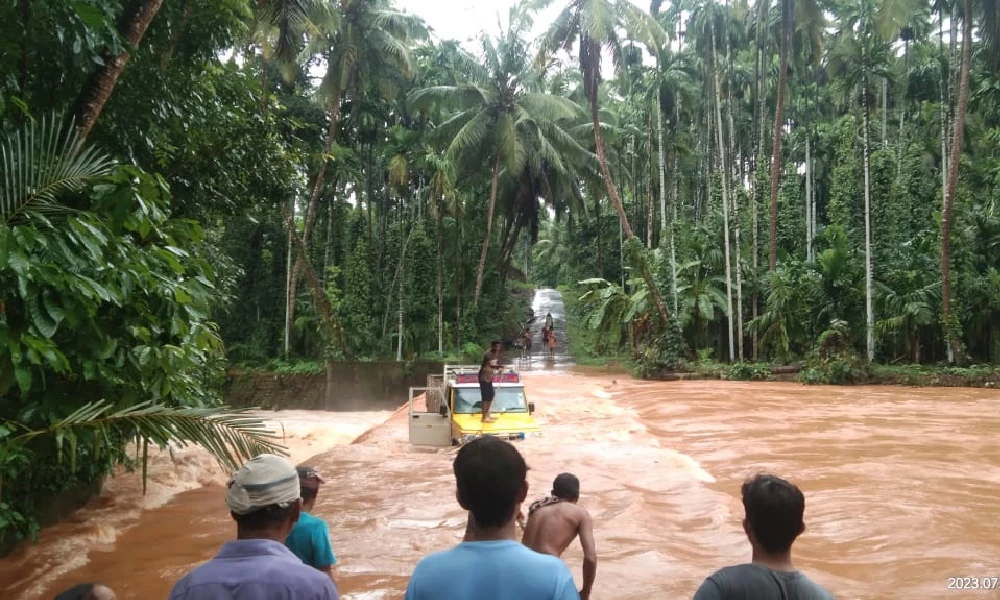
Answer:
xmin=1 ymin=0 xmax=999 ymax=549
xmin=532 ymin=0 xmax=1000 ymax=374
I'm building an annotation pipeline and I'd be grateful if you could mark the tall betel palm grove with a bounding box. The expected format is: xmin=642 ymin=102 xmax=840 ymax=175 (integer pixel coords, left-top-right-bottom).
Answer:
xmin=1 ymin=0 xmax=999 ymax=553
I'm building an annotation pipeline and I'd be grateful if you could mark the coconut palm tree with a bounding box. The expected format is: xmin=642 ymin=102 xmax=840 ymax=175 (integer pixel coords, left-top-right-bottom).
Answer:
xmin=284 ymin=0 xmax=428 ymax=346
xmin=529 ymin=0 xmax=672 ymax=326
xmin=409 ymin=7 xmax=590 ymax=307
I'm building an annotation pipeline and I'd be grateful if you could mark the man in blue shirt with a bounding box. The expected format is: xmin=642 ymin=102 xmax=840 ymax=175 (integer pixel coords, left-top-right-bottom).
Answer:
xmin=167 ymin=454 xmax=339 ymax=600
xmin=285 ymin=465 xmax=337 ymax=583
xmin=405 ymin=436 xmax=580 ymax=600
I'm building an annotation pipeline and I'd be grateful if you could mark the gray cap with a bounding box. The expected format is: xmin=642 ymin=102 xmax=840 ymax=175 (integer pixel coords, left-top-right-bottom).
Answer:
xmin=225 ymin=454 xmax=300 ymax=515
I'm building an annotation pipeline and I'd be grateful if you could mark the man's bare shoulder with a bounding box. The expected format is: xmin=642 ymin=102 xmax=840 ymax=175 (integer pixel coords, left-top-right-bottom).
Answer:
xmin=548 ymin=501 xmax=589 ymax=524
xmin=569 ymin=503 xmax=591 ymax=522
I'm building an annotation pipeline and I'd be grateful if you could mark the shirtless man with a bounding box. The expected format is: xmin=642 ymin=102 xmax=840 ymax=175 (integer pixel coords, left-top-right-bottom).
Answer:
xmin=478 ymin=340 xmax=503 ymax=422
xmin=522 ymin=473 xmax=597 ymax=600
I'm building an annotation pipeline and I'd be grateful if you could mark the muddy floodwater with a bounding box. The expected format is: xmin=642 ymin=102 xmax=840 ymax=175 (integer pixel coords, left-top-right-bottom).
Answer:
xmin=2 ymin=372 xmax=1000 ymax=600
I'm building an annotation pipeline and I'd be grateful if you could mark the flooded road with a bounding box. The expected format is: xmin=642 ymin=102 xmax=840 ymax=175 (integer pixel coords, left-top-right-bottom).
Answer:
xmin=2 ymin=290 xmax=1000 ymax=599
xmin=4 ymin=377 xmax=1000 ymax=599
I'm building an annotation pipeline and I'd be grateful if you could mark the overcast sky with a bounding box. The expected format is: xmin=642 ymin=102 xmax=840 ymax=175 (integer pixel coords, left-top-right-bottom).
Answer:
xmin=396 ymin=0 xmax=557 ymax=47
xmin=395 ymin=0 xmax=653 ymax=53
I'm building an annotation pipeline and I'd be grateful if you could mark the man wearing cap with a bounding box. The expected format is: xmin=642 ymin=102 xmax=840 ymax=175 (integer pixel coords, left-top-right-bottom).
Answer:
xmin=285 ymin=465 xmax=338 ymax=581
xmin=167 ymin=454 xmax=339 ymax=600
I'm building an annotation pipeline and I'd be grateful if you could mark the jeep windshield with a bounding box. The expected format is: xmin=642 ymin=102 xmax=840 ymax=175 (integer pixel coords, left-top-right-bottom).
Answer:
xmin=453 ymin=386 xmax=528 ymax=414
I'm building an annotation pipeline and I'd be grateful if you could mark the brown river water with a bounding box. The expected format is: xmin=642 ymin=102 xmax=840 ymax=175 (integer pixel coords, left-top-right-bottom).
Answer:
xmin=2 ymin=373 xmax=1000 ymax=600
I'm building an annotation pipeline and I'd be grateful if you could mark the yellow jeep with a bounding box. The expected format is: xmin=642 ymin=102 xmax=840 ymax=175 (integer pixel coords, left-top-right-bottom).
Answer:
xmin=408 ymin=364 xmax=541 ymax=447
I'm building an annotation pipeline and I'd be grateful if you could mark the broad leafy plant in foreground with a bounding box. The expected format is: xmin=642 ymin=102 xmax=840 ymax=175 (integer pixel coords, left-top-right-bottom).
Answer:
xmin=0 ymin=115 xmax=285 ymax=546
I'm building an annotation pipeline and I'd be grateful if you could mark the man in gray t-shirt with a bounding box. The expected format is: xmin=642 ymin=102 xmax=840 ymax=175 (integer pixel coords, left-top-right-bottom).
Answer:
xmin=692 ymin=474 xmax=834 ymax=600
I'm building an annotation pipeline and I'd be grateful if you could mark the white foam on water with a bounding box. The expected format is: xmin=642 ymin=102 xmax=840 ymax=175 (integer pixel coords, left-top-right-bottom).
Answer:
xmin=2 ymin=408 xmax=394 ymax=600
xmin=342 ymin=592 xmax=392 ymax=600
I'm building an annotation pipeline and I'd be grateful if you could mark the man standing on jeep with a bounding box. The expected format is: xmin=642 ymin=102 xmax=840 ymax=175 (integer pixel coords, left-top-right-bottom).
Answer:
xmin=478 ymin=340 xmax=503 ymax=423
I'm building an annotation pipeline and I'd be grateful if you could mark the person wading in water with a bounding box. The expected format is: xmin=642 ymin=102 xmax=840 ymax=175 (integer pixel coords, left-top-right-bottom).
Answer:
xmin=522 ymin=473 xmax=597 ymax=600
xmin=692 ymin=473 xmax=834 ymax=600
xmin=478 ymin=340 xmax=503 ymax=423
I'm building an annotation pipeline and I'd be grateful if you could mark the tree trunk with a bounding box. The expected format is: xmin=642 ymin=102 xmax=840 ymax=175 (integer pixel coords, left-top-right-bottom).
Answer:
xmin=724 ymin=6 xmax=744 ymax=361
xmin=806 ymin=132 xmax=813 ymax=261
xmin=397 ymin=217 xmax=407 ymax=362
xmin=323 ymin=195 xmax=335 ymax=288
xmin=159 ymin=0 xmax=192 ymax=70
xmin=671 ymin=152 xmax=680 ymax=315
xmin=73 ymin=0 xmax=165 ymax=140
xmin=711 ymin=11 xmax=735 ymax=362
xmin=437 ymin=216 xmax=444 ymax=355
xmin=881 ymin=76 xmax=888 ymax=146
xmin=657 ymin=97 xmax=668 ymax=236
xmin=752 ymin=0 xmax=768 ymax=360
xmin=811 ymin=127 xmax=817 ymax=260
xmin=941 ymin=0 xmax=971 ymax=363
xmin=284 ymin=197 xmax=294 ymax=358
xmin=591 ymin=99 xmax=671 ymax=325
xmin=647 ymin=120 xmax=655 ymax=249
xmin=768 ymin=0 xmax=791 ymax=272
xmin=473 ymin=154 xmax=502 ymax=307
xmin=862 ymin=67 xmax=875 ymax=363
xmin=281 ymin=205 xmax=345 ymax=353
xmin=287 ymin=102 xmax=342 ymax=333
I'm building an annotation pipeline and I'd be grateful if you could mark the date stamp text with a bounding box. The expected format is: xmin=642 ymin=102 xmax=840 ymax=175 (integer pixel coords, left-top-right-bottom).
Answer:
xmin=947 ymin=577 xmax=1000 ymax=591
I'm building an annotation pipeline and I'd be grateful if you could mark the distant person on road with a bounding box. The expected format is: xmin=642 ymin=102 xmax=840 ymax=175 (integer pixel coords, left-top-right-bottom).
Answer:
xmin=522 ymin=473 xmax=597 ymax=600
xmin=405 ymin=437 xmax=579 ymax=600
xmin=54 ymin=583 xmax=117 ymax=600
xmin=546 ymin=330 xmax=557 ymax=358
xmin=285 ymin=466 xmax=338 ymax=583
xmin=522 ymin=329 xmax=533 ymax=356
xmin=545 ymin=312 xmax=554 ymax=330
xmin=692 ymin=473 xmax=834 ymax=600
xmin=167 ymin=454 xmax=339 ymax=600
xmin=478 ymin=340 xmax=503 ymax=423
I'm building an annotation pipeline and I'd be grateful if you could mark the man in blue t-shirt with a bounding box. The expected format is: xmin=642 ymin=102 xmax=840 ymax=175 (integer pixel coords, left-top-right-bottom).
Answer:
xmin=285 ymin=465 xmax=338 ymax=584
xmin=405 ymin=437 xmax=580 ymax=600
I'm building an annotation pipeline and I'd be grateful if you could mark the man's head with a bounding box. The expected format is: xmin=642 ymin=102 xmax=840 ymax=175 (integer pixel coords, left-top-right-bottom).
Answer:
xmin=54 ymin=583 xmax=116 ymax=600
xmin=740 ymin=473 xmax=806 ymax=555
xmin=226 ymin=454 xmax=303 ymax=540
xmin=490 ymin=340 xmax=502 ymax=352
xmin=297 ymin=465 xmax=326 ymax=508
xmin=453 ymin=436 xmax=528 ymax=530
xmin=551 ymin=472 xmax=580 ymax=502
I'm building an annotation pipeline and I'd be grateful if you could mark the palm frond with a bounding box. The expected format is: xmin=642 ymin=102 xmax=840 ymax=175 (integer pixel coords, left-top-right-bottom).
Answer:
xmin=1 ymin=113 xmax=115 ymax=226
xmin=259 ymin=0 xmax=320 ymax=75
xmin=497 ymin=112 xmax=527 ymax=175
xmin=518 ymin=92 xmax=587 ymax=121
xmin=446 ymin=110 xmax=495 ymax=160
xmin=408 ymin=85 xmax=490 ymax=112
xmin=15 ymin=400 xmax=287 ymax=476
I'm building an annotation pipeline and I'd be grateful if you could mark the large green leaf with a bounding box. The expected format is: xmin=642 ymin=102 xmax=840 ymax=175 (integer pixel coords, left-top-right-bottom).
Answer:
xmin=1 ymin=113 xmax=115 ymax=226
